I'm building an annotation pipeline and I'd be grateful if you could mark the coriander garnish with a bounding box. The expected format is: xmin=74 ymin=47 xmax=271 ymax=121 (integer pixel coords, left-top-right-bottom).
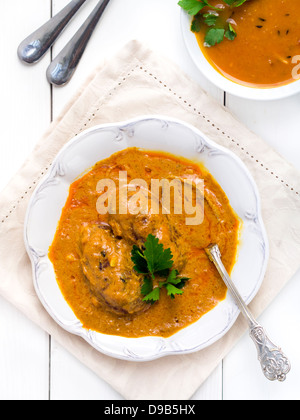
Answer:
xmin=178 ymin=0 xmax=247 ymax=46
xmin=131 ymin=234 xmax=190 ymax=304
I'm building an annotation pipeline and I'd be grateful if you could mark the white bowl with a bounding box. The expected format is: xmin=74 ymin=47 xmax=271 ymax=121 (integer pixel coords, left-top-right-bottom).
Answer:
xmin=24 ymin=116 xmax=269 ymax=361
xmin=180 ymin=10 xmax=300 ymax=100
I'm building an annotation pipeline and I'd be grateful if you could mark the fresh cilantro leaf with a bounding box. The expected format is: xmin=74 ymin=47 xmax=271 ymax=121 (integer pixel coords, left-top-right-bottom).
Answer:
xmin=223 ymin=0 xmax=247 ymax=6
xmin=205 ymin=28 xmax=225 ymax=46
xmin=166 ymin=269 xmax=180 ymax=284
xmin=162 ymin=269 xmax=190 ymax=290
xmin=165 ymin=283 xmax=184 ymax=300
xmin=132 ymin=235 xmax=189 ymax=303
xmin=203 ymin=13 xmax=218 ymax=27
xmin=175 ymin=277 xmax=190 ymax=289
xmin=191 ymin=15 xmax=202 ymax=33
xmin=143 ymin=287 xmax=160 ymax=304
xmin=143 ymin=234 xmax=174 ymax=276
xmin=131 ymin=245 xmax=148 ymax=274
xmin=179 ymin=0 xmax=248 ymax=46
xmin=225 ymin=23 xmax=237 ymax=41
xmin=166 ymin=270 xmax=190 ymax=288
xmin=141 ymin=276 xmax=153 ymax=296
xmin=178 ymin=0 xmax=207 ymax=16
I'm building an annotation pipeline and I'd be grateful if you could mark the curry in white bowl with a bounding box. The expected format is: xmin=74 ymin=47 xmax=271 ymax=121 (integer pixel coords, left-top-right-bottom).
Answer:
xmin=180 ymin=0 xmax=300 ymax=88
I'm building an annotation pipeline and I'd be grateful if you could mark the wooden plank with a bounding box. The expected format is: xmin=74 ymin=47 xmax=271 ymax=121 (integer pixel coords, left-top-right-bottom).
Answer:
xmin=0 ymin=298 xmax=49 ymax=400
xmin=192 ymin=364 xmax=223 ymax=400
xmin=0 ymin=0 xmax=52 ymax=400
xmin=0 ymin=0 xmax=52 ymax=190
xmin=225 ymin=94 xmax=300 ymax=169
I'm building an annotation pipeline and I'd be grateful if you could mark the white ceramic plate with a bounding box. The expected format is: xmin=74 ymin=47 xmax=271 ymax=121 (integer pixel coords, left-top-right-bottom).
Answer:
xmin=180 ymin=10 xmax=300 ymax=100
xmin=24 ymin=116 xmax=269 ymax=362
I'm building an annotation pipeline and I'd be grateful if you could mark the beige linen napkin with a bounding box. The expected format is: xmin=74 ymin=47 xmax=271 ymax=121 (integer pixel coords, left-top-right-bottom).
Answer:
xmin=1 ymin=40 xmax=300 ymax=400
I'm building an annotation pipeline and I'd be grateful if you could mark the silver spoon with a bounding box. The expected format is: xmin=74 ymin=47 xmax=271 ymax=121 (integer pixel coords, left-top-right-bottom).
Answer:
xmin=17 ymin=0 xmax=87 ymax=64
xmin=206 ymin=244 xmax=291 ymax=382
xmin=47 ymin=0 xmax=111 ymax=86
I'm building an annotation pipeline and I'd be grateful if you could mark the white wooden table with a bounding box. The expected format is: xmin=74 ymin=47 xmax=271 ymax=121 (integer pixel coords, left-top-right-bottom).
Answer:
xmin=1 ymin=0 xmax=299 ymax=400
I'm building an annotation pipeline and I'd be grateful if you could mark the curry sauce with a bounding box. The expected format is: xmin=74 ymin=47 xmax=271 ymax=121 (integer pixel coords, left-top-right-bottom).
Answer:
xmin=195 ymin=0 xmax=300 ymax=87
xmin=49 ymin=148 xmax=240 ymax=338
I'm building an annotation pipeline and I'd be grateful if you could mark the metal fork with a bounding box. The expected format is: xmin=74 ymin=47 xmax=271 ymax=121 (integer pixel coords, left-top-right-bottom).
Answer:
xmin=206 ymin=244 xmax=291 ymax=382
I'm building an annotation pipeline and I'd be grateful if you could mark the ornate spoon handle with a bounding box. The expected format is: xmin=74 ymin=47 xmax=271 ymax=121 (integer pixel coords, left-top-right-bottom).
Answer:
xmin=206 ymin=244 xmax=291 ymax=382
xmin=47 ymin=0 xmax=111 ymax=86
xmin=18 ymin=0 xmax=87 ymax=64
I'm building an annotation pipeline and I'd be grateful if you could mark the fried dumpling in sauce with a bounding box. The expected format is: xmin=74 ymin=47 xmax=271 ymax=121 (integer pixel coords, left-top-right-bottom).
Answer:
xmin=79 ymin=224 xmax=149 ymax=316
xmin=108 ymin=185 xmax=188 ymax=273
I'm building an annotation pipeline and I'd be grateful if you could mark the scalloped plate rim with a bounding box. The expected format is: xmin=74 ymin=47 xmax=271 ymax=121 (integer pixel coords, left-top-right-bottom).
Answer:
xmin=24 ymin=115 xmax=269 ymax=362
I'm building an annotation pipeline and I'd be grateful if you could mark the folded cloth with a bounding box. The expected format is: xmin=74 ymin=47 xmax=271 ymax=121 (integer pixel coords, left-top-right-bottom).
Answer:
xmin=1 ymin=40 xmax=300 ymax=400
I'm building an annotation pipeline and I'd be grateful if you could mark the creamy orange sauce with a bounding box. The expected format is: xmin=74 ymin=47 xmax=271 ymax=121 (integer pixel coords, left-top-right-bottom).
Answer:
xmin=195 ymin=0 xmax=300 ymax=87
xmin=49 ymin=148 xmax=240 ymax=338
